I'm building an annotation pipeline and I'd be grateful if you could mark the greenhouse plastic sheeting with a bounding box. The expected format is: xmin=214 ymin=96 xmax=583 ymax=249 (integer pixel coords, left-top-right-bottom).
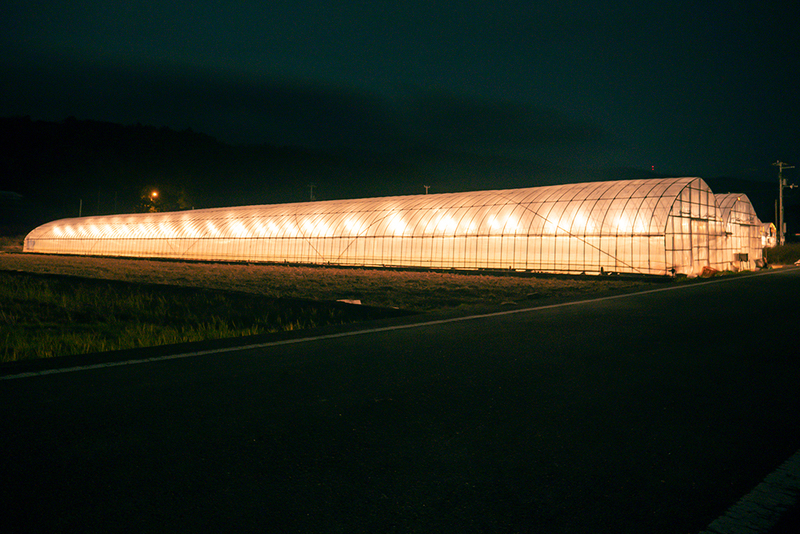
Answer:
xmin=23 ymin=177 xmax=764 ymax=276
xmin=716 ymin=193 xmax=764 ymax=270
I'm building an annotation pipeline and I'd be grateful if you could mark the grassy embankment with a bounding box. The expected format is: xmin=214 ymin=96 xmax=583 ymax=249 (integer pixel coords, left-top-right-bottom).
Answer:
xmin=764 ymin=243 xmax=800 ymax=265
xmin=2 ymin=239 xmax=798 ymax=363
xmin=0 ymin=271 xmax=405 ymax=363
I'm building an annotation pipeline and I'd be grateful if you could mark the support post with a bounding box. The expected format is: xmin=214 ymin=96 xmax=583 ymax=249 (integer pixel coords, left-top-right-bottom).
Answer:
xmin=773 ymin=161 xmax=796 ymax=246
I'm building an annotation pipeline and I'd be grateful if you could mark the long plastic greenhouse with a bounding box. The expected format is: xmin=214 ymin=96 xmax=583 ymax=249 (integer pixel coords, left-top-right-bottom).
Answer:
xmin=23 ymin=177 xmax=764 ymax=276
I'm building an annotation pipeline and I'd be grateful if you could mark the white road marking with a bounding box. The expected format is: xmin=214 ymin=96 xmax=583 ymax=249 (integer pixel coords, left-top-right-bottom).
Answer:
xmin=0 ymin=267 xmax=791 ymax=382
xmin=3 ymin=268 xmax=799 ymax=531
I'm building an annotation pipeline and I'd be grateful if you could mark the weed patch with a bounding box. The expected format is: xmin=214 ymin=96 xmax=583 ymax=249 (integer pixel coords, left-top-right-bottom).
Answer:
xmin=764 ymin=243 xmax=800 ymax=265
xmin=0 ymin=254 xmax=664 ymax=361
xmin=0 ymin=271 xmax=404 ymax=362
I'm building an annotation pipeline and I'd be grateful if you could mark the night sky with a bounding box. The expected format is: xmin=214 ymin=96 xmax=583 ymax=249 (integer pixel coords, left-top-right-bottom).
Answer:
xmin=2 ymin=1 xmax=799 ymax=181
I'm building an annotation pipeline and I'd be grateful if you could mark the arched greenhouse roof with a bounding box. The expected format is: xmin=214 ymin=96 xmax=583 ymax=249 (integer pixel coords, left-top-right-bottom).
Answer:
xmin=716 ymin=193 xmax=760 ymax=226
xmin=24 ymin=176 xmax=752 ymax=276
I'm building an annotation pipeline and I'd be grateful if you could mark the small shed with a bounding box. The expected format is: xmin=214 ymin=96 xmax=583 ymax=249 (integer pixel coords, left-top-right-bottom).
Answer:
xmin=760 ymin=222 xmax=777 ymax=248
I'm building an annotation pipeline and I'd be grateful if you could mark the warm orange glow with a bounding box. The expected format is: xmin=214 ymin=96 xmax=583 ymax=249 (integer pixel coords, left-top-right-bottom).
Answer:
xmin=21 ymin=178 xmax=763 ymax=277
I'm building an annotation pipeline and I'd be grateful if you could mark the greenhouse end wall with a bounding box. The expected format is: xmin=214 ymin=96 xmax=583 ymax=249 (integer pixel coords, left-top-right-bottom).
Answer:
xmin=716 ymin=194 xmax=764 ymax=271
xmin=23 ymin=177 xmax=764 ymax=276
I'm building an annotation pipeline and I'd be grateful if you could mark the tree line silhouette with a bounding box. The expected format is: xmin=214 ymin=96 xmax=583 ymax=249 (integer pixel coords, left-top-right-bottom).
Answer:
xmin=1 ymin=116 xmax=789 ymax=237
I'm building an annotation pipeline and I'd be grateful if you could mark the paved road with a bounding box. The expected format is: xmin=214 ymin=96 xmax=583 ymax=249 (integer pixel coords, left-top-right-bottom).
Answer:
xmin=2 ymin=269 xmax=799 ymax=533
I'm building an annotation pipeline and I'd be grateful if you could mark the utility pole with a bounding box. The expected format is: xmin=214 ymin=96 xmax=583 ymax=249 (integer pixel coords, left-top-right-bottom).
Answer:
xmin=308 ymin=183 xmax=316 ymax=201
xmin=773 ymin=161 xmax=796 ymax=246
xmin=424 ymin=185 xmax=430 ymax=195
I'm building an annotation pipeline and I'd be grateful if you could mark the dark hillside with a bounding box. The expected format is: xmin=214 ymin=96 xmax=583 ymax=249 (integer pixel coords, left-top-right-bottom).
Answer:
xmin=0 ymin=116 xmax=322 ymax=222
xmin=2 ymin=116 xmax=791 ymax=237
xmin=0 ymin=117 xmax=453 ymax=228
xmin=0 ymin=117 xmax=563 ymax=231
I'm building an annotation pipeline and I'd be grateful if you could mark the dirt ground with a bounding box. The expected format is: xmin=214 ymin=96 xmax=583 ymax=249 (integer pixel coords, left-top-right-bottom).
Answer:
xmin=0 ymin=252 xmax=654 ymax=312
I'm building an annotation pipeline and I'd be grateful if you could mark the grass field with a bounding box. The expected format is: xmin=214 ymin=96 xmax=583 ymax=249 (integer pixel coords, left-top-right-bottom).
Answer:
xmin=0 ymin=270 xmax=410 ymax=362
xmin=2 ymin=241 xmax=799 ymax=362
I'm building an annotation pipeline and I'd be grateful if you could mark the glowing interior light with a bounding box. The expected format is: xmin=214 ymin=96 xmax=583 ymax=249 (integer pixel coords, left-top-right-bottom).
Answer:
xmin=21 ymin=177 xmax=760 ymax=278
xmin=505 ymin=216 xmax=519 ymax=234
xmin=311 ymin=219 xmax=332 ymax=237
xmin=388 ymin=213 xmax=406 ymax=235
xmin=616 ymin=215 xmax=632 ymax=232
xmin=158 ymin=222 xmax=175 ymax=237
xmin=572 ymin=212 xmax=586 ymax=231
xmin=344 ymin=218 xmax=362 ymax=235
xmin=181 ymin=221 xmax=199 ymax=238
xmin=437 ymin=215 xmax=456 ymax=233
xmin=229 ymin=221 xmax=249 ymax=237
xmin=488 ymin=215 xmax=514 ymax=233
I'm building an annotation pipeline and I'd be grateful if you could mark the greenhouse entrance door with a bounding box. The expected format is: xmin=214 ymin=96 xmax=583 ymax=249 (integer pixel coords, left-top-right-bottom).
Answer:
xmin=691 ymin=219 xmax=710 ymax=274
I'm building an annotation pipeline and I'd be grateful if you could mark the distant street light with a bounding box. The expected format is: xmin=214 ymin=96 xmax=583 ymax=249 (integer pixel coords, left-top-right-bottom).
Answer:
xmin=146 ymin=190 xmax=160 ymax=213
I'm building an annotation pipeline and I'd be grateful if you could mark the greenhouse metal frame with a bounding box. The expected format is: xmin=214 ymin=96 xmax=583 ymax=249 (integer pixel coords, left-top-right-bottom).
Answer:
xmin=716 ymin=193 xmax=764 ymax=271
xmin=24 ymin=177 xmax=763 ymax=276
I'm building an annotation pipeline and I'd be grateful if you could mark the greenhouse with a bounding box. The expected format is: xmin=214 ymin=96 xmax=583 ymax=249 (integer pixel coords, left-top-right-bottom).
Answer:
xmin=23 ymin=177 xmax=763 ymax=276
xmin=716 ymin=193 xmax=764 ymax=270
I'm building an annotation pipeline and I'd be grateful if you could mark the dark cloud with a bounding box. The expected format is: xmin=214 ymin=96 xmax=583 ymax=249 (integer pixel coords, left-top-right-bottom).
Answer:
xmin=403 ymin=92 xmax=604 ymax=154
xmin=1 ymin=51 xmax=397 ymax=148
xmin=1 ymin=50 xmax=604 ymax=162
xmin=3 ymin=1 xmax=800 ymax=180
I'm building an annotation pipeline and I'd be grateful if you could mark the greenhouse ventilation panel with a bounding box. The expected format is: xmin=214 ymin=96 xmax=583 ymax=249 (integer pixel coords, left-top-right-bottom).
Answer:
xmin=24 ymin=177 xmax=763 ymax=276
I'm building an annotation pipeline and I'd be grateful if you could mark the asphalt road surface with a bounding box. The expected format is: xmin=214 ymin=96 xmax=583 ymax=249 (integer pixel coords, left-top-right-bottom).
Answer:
xmin=2 ymin=268 xmax=800 ymax=534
